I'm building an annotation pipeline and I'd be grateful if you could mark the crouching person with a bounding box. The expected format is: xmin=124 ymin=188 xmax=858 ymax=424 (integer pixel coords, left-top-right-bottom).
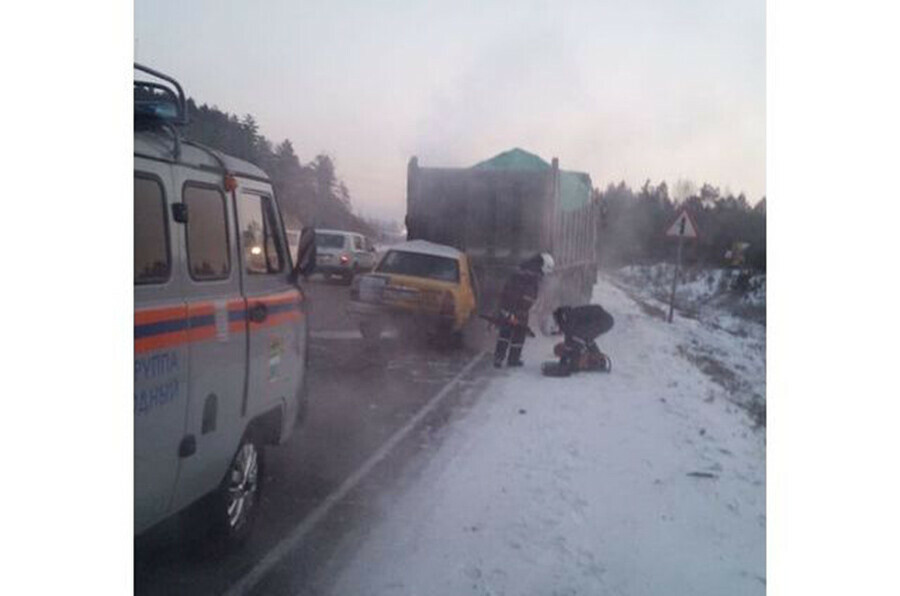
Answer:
xmin=552 ymin=304 xmax=615 ymax=373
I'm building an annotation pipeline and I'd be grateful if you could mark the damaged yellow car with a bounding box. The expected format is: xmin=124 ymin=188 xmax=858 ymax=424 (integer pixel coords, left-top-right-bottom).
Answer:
xmin=348 ymin=240 xmax=478 ymax=344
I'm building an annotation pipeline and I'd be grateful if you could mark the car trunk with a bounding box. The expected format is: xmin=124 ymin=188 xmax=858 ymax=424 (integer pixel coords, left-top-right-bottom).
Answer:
xmin=356 ymin=273 xmax=454 ymax=315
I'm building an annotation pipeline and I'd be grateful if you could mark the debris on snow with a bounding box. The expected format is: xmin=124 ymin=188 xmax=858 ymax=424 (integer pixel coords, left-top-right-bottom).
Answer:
xmin=686 ymin=471 xmax=719 ymax=479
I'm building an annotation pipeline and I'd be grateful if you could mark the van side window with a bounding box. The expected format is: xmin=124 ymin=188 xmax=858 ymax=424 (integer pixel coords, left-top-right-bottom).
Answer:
xmin=237 ymin=192 xmax=285 ymax=274
xmin=353 ymin=235 xmax=363 ymax=251
xmin=134 ymin=174 xmax=170 ymax=284
xmin=184 ymin=184 xmax=231 ymax=280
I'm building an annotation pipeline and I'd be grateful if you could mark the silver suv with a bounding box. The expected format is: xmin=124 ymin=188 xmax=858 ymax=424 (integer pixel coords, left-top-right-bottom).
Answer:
xmin=314 ymin=229 xmax=378 ymax=283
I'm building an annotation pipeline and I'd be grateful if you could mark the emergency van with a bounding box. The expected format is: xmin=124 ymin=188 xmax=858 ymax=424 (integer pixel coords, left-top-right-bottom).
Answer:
xmin=134 ymin=64 xmax=316 ymax=545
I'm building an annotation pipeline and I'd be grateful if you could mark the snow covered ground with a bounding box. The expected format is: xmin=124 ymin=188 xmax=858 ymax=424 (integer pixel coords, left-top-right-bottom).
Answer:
xmin=328 ymin=273 xmax=766 ymax=596
xmin=616 ymin=264 xmax=766 ymax=326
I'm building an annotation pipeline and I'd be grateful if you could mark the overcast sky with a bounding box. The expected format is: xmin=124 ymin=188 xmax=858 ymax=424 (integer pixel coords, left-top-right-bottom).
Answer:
xmin=135 ymin=0 xmax=765 ymax=220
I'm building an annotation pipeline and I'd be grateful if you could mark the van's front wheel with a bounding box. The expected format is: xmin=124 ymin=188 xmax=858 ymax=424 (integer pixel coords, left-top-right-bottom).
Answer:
xmin=182 ymin=432 xmax=264 ymax=555
xmin=213 ymin=434 xmax=263 ymax=547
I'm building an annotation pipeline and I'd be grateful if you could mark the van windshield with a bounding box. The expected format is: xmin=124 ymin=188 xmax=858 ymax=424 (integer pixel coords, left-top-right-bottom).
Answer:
xmin=316 ymin=233 xmax=345 ymax=249
xmin=376 ymin=250 xmax=459 ymax=282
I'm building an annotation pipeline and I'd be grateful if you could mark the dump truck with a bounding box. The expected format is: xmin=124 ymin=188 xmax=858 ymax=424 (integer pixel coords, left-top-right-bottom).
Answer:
xmin=406 ymin=148 xmax=600 ymax=332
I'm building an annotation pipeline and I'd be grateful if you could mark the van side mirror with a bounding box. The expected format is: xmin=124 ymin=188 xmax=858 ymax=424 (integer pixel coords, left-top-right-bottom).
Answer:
xmin=290 ymin=226 xmax=316 ymax=283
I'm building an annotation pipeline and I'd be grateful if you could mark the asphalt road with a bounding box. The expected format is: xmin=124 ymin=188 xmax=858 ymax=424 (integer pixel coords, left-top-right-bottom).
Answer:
xmin=134 ymin=275 xmax=493 ymax=595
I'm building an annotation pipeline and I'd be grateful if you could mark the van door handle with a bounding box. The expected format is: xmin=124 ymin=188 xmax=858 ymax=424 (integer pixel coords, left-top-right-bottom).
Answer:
xmin=179 ymin=435 xmax=196 ymax=458
xmin=249 ymin=302 xmax=268 ymax=323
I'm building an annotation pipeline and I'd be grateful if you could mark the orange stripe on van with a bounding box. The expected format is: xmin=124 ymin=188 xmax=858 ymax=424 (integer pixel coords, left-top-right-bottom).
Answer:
xmin=134 ymin=305 xmax=186 ymax=326
xmin=135 ymin=330 xmax=189 ymax=353
xmin=187 ymin=302 xmax=215 ymax=316
xmin=187 ymin=325 xmax=218 ymax=343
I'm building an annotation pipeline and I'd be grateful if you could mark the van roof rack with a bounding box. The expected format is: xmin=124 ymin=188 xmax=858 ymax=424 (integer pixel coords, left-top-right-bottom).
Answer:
xmin=134 ymin=63 xmax=188 ymax=127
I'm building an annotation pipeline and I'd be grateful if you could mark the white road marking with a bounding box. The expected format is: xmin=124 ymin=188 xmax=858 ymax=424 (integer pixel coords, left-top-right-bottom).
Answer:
xmin=310 ymin=329 xmax=399 ymax=340
xmin=223 ymin=350 xmax=488 ymax=596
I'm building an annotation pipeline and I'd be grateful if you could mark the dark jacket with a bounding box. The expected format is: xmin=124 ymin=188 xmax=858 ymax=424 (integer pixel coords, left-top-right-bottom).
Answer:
xmin=499 ymin=269 xmax=541 ymax=318
xmin=555 ymin=305 xmax=614 ymax=341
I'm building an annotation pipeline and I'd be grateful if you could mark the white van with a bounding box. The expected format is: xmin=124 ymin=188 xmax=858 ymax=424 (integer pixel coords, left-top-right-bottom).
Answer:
xmin=134 ymin=64 xmax=316 ymax=546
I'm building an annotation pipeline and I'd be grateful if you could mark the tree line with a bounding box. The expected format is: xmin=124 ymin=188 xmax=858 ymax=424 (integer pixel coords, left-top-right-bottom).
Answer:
xmin=175 ymin=99 xmax=764 ymax=269
xmin=596 ymin=180 xmax=766 ymax=271
xmin=183 ymin=99 xmax=374 ymax=235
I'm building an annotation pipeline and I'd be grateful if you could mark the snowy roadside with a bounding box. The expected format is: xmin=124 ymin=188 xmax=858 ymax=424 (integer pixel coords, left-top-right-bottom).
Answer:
xmin=327 ymin=274 xmax=766 ymax=596
xmin=609 ymin=267 xmax=766 ymax=425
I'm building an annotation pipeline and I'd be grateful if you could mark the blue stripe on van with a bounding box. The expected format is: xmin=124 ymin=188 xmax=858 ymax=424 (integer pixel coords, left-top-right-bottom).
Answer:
xmin=134 ymin=318 xmax=189 ymax=339
xmin=188 ymin=314 xmax=216 ymax=328
xmin=134 ymin=313 xmax=218 ymax=339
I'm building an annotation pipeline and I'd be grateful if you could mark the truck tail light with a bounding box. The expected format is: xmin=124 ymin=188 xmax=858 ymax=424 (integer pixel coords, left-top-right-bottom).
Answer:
xmin=340 ymin=254 xmax=349 ymax=264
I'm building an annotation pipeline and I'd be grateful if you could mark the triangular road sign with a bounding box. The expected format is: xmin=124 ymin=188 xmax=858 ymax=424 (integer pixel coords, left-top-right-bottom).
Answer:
xmin=665 ymin=210 xmax=699 ymax=239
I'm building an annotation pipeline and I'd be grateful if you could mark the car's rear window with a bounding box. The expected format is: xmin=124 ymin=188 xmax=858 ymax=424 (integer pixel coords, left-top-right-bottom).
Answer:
xmin=376 ymin=250 xmax=460 ymax=282
xmin=316 ymin=233 xmax=345 ymax=249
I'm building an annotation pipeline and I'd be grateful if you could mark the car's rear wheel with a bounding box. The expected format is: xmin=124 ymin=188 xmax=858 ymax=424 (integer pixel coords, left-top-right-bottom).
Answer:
xmin=429 ymin=318 xmax=465 ymax=350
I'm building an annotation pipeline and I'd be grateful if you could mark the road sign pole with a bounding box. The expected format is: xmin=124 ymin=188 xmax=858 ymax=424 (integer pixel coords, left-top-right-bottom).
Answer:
xmin=664 ymin=209 xmax=698 ymax=323
xmin=667 ymin=234 xmax=683 ymax=323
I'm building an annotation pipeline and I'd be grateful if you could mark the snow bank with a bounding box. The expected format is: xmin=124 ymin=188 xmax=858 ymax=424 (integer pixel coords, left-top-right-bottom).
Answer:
xmin=329 ymin=275 xmax=766 ymax=595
